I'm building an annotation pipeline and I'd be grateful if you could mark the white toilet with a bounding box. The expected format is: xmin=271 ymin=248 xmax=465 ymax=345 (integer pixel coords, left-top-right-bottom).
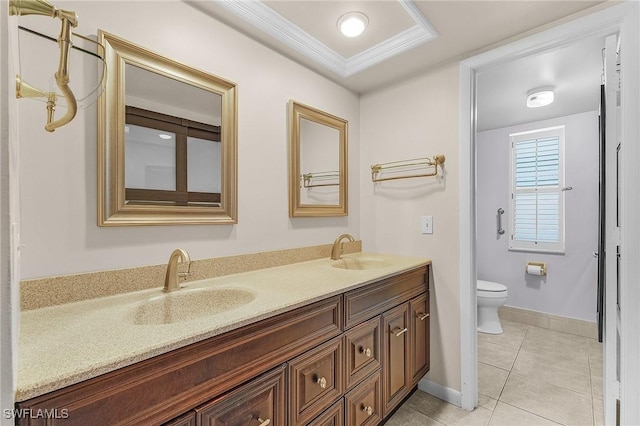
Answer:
xmin=477 ymin=280 xmax=508 ymax=334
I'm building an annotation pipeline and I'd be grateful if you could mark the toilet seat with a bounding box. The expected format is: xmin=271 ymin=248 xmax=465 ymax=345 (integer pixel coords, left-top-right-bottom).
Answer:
xmin=478 ymin=280 xmax=507 ymax=292
xmin=477 ymin=280 xmax=507 ymax=299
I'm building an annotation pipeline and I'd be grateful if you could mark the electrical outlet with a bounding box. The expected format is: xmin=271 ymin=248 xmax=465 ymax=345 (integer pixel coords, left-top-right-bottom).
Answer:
xmin=421 ymin=216 xmax=433 ymax=234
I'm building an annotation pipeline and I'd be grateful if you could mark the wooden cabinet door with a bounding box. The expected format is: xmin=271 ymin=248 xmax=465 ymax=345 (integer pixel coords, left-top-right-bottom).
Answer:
xmin=289 ymin=336 xmax=344 ymax=425
xmin=344 ymin=316 xmax=381 ymax=390
xmin=409 ymin=292 xmax=430 ymax=385
xmin=344 ymin=371 xmax=382 ymax=426
xmin=381 ymin=303 xmax=410 ymax=416
xmin=196 ymin=365 xmax=286 ymax=426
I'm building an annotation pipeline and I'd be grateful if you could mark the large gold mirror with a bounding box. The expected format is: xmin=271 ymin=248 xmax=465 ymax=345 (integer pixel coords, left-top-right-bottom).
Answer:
xmin=289 ymin=101 xmax=348 ymax=217
xmin=98 ymin=31 xmax=237 ymax=226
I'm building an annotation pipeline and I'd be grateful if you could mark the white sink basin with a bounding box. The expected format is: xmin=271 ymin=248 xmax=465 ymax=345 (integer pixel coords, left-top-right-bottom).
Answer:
xmin=331 ymin=258 xmax=390 ymax=270
xmin=128 ymin=287 xmax=255 ymax=325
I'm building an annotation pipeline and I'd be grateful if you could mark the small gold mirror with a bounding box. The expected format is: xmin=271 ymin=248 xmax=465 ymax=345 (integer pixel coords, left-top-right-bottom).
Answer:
xmin=289 ymin=101 xmax=348 ymax=217
xmin=98 ymin=31 xmax=237 ymax=226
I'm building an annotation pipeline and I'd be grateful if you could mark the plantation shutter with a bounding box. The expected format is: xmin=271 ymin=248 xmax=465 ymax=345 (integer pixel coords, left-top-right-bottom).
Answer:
xmin=510 ymin=127 xmax=565 ymax=253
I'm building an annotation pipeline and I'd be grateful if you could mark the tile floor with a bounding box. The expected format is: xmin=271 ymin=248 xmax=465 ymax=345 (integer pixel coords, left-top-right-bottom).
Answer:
xmin=386 ymin=320 xmax=603 ymax=426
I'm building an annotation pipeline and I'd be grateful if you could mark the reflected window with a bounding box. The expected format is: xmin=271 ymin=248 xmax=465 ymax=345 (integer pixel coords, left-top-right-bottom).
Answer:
xmin=124 ymin=106 xmax=221 ymax=206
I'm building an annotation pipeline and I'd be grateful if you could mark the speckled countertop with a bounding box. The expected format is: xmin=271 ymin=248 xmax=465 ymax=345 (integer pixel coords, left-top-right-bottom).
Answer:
xmin=17 ymin=252 xmax=430 ymax=402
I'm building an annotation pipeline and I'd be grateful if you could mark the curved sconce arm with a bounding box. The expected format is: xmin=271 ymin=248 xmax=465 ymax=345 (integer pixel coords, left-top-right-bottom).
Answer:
xmin=10 ymin=0 xmax=79 ymax=132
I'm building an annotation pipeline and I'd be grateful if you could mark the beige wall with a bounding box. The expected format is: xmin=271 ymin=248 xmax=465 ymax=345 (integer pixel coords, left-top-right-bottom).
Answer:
xmin=17 ymin=1 xmax=360 ymax=279
xmin=360 ymin=63 xmax=461 ymax=392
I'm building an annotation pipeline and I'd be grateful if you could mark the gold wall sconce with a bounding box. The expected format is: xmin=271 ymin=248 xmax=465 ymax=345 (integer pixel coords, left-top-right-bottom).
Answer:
xmin=10 ymin=0 xmax=104 ymax=132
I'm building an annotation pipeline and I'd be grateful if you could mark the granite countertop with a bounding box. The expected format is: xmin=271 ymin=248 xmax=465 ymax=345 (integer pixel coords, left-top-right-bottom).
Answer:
xmin=17 ymin=252 xmax=430 ymax=401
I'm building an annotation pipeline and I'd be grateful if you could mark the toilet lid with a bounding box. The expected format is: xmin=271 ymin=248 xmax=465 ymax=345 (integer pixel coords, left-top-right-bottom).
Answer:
xmin=478 ymin=280 xmax=507 ymax=292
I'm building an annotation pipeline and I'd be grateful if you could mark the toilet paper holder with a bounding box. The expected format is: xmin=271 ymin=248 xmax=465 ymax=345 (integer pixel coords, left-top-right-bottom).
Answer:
xmin=526 ymin=261 xmax=547 ymax=276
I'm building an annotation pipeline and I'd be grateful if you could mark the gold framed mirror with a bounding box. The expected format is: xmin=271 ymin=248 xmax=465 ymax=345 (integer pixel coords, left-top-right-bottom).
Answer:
xmin=289 ymin=100 xmax=348 ymax=217
xmin=97 ymin=30 xmax=237 ymax=226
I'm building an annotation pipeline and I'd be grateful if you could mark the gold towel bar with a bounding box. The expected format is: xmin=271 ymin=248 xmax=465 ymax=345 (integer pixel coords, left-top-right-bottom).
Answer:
xmin=302 ymin=171 xmax=340 ymax=188
xmin=371 ymin=154 xmax=445 ymax=182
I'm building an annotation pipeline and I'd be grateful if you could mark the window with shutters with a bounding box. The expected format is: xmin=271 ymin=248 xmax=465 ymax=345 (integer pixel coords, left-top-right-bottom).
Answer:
xmin=509 ymin=126 xmax=565 ymax=253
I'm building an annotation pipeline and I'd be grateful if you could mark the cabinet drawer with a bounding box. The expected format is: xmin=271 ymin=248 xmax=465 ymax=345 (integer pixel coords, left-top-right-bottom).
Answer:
xmin=306 ymin=399 xmax=344 ymax=426
xmin=196 ymin=365 xmax=286 ymax=426
xmin=344 ymin=266 xmax=428 ymax=329
xmin=344 ymin=317 xmax=381 ymax=390
xmin=344 ymin=371 xmax=382 ymax=426
xmin=289 ymin=336 xmax=344 ymax=425
xmin=163 ymin=410 xmax=196 ymax=426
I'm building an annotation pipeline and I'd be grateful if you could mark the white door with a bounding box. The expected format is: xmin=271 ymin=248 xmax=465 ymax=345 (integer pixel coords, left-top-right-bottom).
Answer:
xmin=603 ymin=32 xmax=621 ymax=426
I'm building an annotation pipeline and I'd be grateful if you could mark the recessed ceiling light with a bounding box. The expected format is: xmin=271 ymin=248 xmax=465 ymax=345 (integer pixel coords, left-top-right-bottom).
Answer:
xmin=526 ymin=87 xmax=555 ymax=108
xmin=159 ymin=133 xmax=173 ymax=140
xmin=337 ymin=12 xmax=368 ymax=38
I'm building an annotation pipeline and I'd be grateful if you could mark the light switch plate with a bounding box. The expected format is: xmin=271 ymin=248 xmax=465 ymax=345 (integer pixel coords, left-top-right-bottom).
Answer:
xmin=421 ymin=216 xmax=433 ymax=234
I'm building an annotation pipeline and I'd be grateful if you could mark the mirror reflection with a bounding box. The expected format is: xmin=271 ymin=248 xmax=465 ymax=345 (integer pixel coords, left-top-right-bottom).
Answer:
xmin=299 ymin=118 xmax=340 ymax=206
xmin=289 ymin=100 xmax=348 ymax=217
xmin=98 ymin=31 xmax=237 ymax=225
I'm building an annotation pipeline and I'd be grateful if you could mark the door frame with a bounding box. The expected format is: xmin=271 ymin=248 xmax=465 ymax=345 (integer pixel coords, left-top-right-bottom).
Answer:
xmin=458 ymin=3 xmax=640 ymax=424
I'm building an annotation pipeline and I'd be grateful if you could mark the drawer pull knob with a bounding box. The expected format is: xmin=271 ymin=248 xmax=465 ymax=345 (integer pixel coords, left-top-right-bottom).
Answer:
xmin=360 ymin=347 xmax=372 ymax=357
xmin=256 ymin=418 xmax=271 ymax=426
xmin=418 ymin=313 xmax=430 ymax=321
xmin=362 ymin=405 xmax=373 ymax=416
xmin=316 ymin=376 xmax=327 ymax=389
xmin=393 ymin=327 xmax=408 ymax=337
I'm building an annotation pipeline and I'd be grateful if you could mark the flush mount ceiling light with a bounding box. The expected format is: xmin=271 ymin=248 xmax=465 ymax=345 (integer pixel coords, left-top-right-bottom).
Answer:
xmin=526 ymin=87 xmax=555 ymax=108
xmin=337 ymin=12 xmax=369 ymax=38
xmin=158 ymin=133 xmax=173 ymax=140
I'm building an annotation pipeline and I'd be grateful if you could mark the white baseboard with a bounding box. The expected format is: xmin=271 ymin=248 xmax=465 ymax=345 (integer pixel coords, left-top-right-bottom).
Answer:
xmin=418 ymin=378 xmax=462 ymax=408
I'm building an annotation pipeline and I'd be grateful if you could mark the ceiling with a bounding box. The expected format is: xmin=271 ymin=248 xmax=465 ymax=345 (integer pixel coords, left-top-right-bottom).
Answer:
xmin=476 ymin=34 xmax=605 ymax=131
xmin=188 ymin=0 xmax=608 ymax=94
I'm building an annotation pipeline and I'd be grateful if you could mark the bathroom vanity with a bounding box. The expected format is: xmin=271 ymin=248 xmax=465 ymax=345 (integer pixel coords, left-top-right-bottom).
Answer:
xmin=15 ymin=254 xmax=430 ymax=426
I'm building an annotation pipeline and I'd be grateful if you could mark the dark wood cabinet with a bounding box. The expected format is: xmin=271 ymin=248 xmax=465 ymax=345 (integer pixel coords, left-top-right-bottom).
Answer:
xmin=344 ymin=316 xmax=381 ymax=390
xmin=289 ymin=336 xmax=344 ymax=425
xmin=16 ymin=265 xmax=429 ymax=426
xmin=306 ymin=399 xmax=344 ymax=426
xmin=381 ymin=303 xmax=410 ymax=416
xmin=409 ymin=293 xmax=430 ymax=385
xmin=163 ymin=411 xmax=196 ymax=426
xmin=344 ymin=371 xmax=382 ymax=426
xmin=196 ymin=365 xmax=286 ymax=426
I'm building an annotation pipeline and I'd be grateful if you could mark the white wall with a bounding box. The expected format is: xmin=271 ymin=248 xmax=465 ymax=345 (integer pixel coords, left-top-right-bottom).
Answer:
xmin=360 ymin=63 xmax=461 ymax=393
xmin=17 ymin=1 xmax=360 ymax=279
xmin=477 ymin=111 xmax=599 ymax=321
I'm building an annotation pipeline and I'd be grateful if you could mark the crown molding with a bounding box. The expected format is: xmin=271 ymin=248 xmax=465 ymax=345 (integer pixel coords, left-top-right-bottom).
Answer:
xmin=214 ymin=0 xmax=438 ymax=78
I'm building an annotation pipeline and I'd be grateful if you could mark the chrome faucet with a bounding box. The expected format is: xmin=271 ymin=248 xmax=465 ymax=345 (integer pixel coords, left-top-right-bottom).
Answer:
xmin=164 ymin=248 xmax=191 ymax=292
xmin=330 ymin=234 xmax=355 ymax=260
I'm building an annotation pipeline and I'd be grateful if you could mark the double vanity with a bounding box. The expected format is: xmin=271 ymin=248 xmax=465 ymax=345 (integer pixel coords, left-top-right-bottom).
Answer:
xmin=16 ymin=252 xmax=430 ymax=426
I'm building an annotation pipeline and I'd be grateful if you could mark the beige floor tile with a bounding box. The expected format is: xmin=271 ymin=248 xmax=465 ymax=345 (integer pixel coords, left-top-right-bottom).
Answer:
xmin=451 ymin=407 xmax=492 ymax=426
xmin=521 ymin=326 xmax=589 ymax=361
xmin=488 ymin=402 xmax=561 ymax=426
xmin=591 ymin=372 xmax=603 ymax=400
xmin=478 ymin=339 xmax=519 ymax=371
xmin=405 ymin=390 xmax=474 ymax=425
xmin=478 ymin=362 xmax=509 ymax=400
xmin=478 ymin=321 xmax=528 ymax=350
xmin=478 ymin=393 xmax=498 ymax=411
xmin=593 ymin=398 xmax=604 ymax=426
xmin=500 ymin=373 xmax=594 ymax=426
xmin=511 ymin=349 xmax=591 ymax=395
xmin=385 ymin=403 xmax=445 ymax=426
